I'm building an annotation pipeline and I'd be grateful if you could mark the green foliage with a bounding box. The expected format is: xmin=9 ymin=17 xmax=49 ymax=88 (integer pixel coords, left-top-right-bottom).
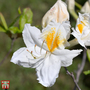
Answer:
xmin=18 ymin=7 xmax=22 ymax=14
xmin=19 ymin=14 xmax=27 ymax=31
xmin=84 ymin=49 xmax=90 ymax=75
xmin=0 ymin=7 xmax=33 ymax=38
xmin=19 ymin=8 xmax=33 ymax=31
xmin=0 ymin=13 xmax=8 ymax=30
xmin=9 ymin=26 xmax=20 ymax=34
xmin=84 ymin=70 xmax=90 ymax=75
xmin=87 ymin=49 xmax=90 ymax=62
xmin=0 ymin=26 xmax=6 ymax=32
xmin=23 ymin=8 xmax=33 ymax=24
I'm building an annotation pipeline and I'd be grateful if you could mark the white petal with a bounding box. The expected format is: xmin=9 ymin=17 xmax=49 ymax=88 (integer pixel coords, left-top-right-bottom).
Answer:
xmin=53 ymin=49 xmax=82 ymax=67
xmin=61 ymin=21 xmax=71 ymax=40
xmin=11 ymin=46 xmax=46 ymax=68
xmin=23 ymin=24 xmax=43 ymax=47
xmin=71 ymin=28 xmax=86 ymax=48
xmin=41 ymin=20 xmax=70 ymax=50
xmin=85 ymin=40 xmax=90 ymax=46
xmin=36 ymin=54 xmax=61 ymax=87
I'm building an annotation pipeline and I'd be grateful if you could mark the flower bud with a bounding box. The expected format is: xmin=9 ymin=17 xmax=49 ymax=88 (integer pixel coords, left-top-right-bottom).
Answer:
xmin=42 ymin=0 xmax=69 ymax=28
xmin=81 ymin=1 xmax=90 ymax=14
xmin=67 ymin=0 xmax=75 ymax=10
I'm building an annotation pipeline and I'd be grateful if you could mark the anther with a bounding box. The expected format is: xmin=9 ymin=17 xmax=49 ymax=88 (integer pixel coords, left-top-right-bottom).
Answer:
xmin=34 ymin=44 xmax=37 ymax=53
xmin=27 ymin=49 xmax=36 ymax=59
xmin=35 ymin=44 xmax=37 ymax=47
xmin=31 ymin=51 xmax=33 ymax=54
xmin=27 ymin=49 xmax=30 ymax=53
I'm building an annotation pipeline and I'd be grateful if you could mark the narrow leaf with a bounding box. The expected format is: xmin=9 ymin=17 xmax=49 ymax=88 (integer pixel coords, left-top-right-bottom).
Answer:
xmin=84 ymin=70 xmax=90 ymax=75
xmin=9 ymin=15 xmax=20 ymax=27
xmin=18 ymin=7 xmax=21 ymax=14
xmin=87 ymin=49 xmax=90 ymax=62
xmin=0 ymin=26 xmax=6 ymax=32
xmin=0 ymin=13 xmax=8 ymax=30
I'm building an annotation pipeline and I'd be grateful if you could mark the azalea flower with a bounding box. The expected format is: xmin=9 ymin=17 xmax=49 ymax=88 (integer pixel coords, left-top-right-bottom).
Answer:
xmin=42 ymin=0 xmax=69 ymax=28
xmin=11 ymin=20 xmax=82 ymax=87
xmin=72 ymin=13 xmax=90 ymax=48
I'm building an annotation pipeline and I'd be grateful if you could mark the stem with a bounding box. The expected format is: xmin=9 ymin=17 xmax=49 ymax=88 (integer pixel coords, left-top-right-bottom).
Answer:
xmin=64 ymin=67 xmax=81 ymax=90
xmin=75 ymin=2 xmax=82 ymax=10
xmin=69 ymin=10 xmax=78 ymax=20
xmin=74 ymin=48 xmax=86 ymax=90
xmin=9 ymin=15 xmax=20 ymax=27
xmin=0 ymin=38 xmax=16 ymax=66
xmin=66 ymin=38 xmax=78 ymax=49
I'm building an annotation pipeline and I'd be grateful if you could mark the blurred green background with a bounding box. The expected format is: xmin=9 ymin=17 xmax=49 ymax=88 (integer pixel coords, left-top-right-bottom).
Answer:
xmin=0 ymin=0 xmax=90 ymax=90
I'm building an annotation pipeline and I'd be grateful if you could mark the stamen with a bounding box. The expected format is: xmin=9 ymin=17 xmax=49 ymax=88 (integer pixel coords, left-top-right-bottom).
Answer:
xmin=34 ymin=44 xmax=37 ymax=52
xmin=31 ymin=51 xmax=36 ymax=59
xmin=81 ymin=21 xmax=86 ymax=26
xmin=27 ymin=49 xmax=36 ymax=59
xmin=45 ymin=51 xmax=47 ymax=57
xmin=40 ymin=40 xmax=45 ymax=54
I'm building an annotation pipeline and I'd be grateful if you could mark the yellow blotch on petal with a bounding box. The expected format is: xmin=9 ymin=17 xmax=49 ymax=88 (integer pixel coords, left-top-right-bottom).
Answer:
xmin=45 ymin=29 xmax=55 ymax=51
xmin=77 ymin=21 xmax=85 ymax=34
xmin=44 ymin=27 xmax=64 ymax=52
xmin=51 ymin=34 xmax=64 ymax=52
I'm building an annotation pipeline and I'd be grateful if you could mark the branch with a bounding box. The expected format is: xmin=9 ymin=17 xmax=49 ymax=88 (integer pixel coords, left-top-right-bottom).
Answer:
xmin=64 ymin=67 xmax=81 ymax=90
xmin=0 ymin=38 xmax=16 ymax=66
xmin=74 ymin=48 xmax=86 ymax=90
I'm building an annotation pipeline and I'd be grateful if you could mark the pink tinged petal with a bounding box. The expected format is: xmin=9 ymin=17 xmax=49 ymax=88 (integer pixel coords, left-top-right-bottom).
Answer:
xmin=11 ymin=46 xmax=45 ymax=68
xmin=23 ymin=24 xmax=43 ymax=47
xmin=42 ymin=0 xmax=69 ymax=28
xmin=53 ymin=49 xmax=82 ymax=67
xmin=36 ymin=54 xmax=61 ymax=87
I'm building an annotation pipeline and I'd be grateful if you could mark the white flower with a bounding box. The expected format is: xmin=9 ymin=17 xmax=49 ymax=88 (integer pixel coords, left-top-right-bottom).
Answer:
xmin=11 ymin=20 xmax=82 ymax=87
xmin=42 ymin=0 xmax=69 ymax=28
xmin=72 ymin=13 xmax=90 ymax=48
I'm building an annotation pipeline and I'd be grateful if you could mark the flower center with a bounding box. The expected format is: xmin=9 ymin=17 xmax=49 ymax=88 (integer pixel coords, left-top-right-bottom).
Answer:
xmin=77 ymin=21 xmax=85 ymax=34
xmin=42 ymin=27 xmax=64 ymax=52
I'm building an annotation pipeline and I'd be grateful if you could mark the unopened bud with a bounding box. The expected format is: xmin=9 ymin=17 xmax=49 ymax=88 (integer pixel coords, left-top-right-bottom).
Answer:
xmin=81 ymin=1 xmax=90 ymax=14
xmin=67 ymin=0 xmax=75 ymax=10
xmin=42 ymin=0 xmax=69 ymax=28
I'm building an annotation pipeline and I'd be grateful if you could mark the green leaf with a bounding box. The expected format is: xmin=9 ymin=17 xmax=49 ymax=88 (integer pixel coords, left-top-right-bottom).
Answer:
xmin=87 ymin=49 xmax=90 ymax=62
xmin=9 ymin=26 xmax=20 ymax=34
xmin=18 ymin=7 xmax=21 ymax=14
xmin=84 ymin=70 xmax=90 ymax=75
xmin=19 ymin=14 xmax=27 ymax=31
xmin=0 ymin=13 xmax=8 ymax=30
xmin=9 ymin=15 xmax=20 ymax=27
xmin=0 ymin=26 xmax=6 ymax=32
xmin=23 ymin=8 xmax=33 ymax=24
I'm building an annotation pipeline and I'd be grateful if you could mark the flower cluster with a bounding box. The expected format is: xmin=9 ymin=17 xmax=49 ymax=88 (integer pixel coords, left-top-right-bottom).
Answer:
xmin=11 ymin=0 xmax=90 ymax=87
